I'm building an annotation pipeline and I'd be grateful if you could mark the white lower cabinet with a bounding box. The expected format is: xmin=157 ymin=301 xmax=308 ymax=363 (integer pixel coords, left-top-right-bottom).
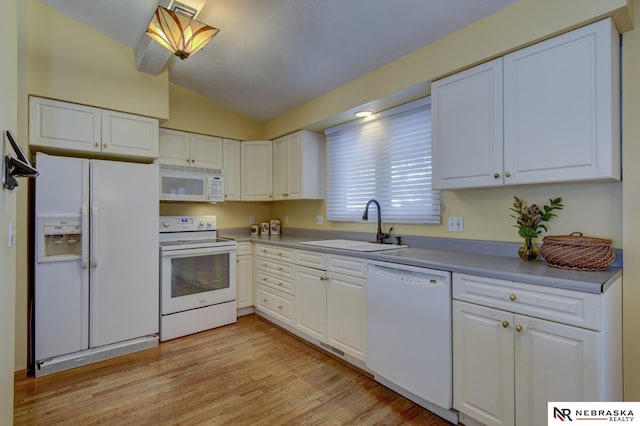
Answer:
xmin=254 ymin=245 xmax=295 ymax=325
xmin=236 ymin=242 xmax=253 ymax=310
xmin=452 ymin=273 xmax=622 ymax=426
xmin=295 ymin=266 xmax=327 ymax=341
xmin=292 ymin=250 xmax=367 ymax=362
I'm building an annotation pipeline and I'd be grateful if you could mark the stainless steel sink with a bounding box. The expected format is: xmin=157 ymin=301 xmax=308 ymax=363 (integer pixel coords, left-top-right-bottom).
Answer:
xmin=299 ymin=239 xmax=407 ymax=252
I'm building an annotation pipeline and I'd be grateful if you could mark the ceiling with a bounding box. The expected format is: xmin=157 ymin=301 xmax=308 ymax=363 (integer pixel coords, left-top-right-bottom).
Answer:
xmin=40 ymin=0 xmax=517 ymax=122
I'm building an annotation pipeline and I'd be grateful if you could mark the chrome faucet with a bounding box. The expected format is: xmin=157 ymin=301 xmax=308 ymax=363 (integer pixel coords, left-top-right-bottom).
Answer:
xmin=362 ymin=199 xmax=392 ymax=244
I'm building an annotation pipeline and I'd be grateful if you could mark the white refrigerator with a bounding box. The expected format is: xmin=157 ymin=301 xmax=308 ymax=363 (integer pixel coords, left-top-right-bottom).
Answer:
xmin=34 ymin=153 xmax=159 ymax=376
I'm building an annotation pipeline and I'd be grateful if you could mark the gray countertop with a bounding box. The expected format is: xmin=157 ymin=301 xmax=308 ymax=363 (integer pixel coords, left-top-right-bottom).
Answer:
xmin=226 ymin=233 xmax=621 ymax=294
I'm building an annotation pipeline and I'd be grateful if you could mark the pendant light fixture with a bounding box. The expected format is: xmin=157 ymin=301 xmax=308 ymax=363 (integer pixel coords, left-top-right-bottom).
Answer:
xmin=146 ymin=5 xmax=219 ymax=60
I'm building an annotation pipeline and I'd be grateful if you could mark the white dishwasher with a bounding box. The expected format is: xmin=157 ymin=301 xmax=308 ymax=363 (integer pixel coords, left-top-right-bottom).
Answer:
xmin=367 ymin=261 xmax=456 ymax=422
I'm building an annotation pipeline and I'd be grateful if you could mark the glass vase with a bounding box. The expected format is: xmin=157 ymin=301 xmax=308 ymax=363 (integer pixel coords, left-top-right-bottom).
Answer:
xmin=518 ymin=238 xmax=540 ymax=261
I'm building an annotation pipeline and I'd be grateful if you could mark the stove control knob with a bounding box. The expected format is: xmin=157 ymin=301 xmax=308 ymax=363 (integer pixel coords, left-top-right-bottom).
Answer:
xmin=198 ymin=222 xmax=205 ymax=228
xmin=162 ymin=221 xmax=170 ymax=228
xmin=207 ymin=222 xmax=213 ymax=228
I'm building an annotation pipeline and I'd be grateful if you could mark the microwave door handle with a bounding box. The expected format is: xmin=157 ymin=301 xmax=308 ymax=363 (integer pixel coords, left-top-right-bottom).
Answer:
xmin=90 ymin=206 xmax=98 ymax=268
xmin=81 ymin=205 xmax=89 ymax=269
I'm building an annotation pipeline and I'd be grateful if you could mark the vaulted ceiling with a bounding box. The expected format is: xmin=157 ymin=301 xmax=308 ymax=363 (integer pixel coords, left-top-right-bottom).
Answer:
xmin=40 ymin=0 xmax=517 ymax=122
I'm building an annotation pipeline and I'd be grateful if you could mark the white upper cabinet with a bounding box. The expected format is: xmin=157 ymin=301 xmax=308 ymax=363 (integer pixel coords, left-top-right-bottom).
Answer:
xmin=432 ymin=18 xmax=620 ymax=190
xmin=158 ymin=128 xmax=223 ymax=169
xmin=241 ymin=140 xmax=273 ymax=201
xmin=432 ymin=59 xmax=504 ymax=189
xmin=273 ymin=130 xmax=324 ymax=200
xmin=223 ymin=138 xmax=241 ymax=201
xmin=30 ymin=96 xmax=159 ymax=159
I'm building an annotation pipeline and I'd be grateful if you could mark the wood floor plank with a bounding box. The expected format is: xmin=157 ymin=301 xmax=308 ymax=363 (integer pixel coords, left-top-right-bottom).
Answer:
xmin=14 ymin=315 xmax=454 ymax=425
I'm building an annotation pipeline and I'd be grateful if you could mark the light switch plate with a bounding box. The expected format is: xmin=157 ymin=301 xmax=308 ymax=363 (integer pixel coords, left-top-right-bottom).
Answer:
xmin=315 ymin=215 xmax=323 ymax=225
xmin=448 ymin=216 xmax=464 ymax=232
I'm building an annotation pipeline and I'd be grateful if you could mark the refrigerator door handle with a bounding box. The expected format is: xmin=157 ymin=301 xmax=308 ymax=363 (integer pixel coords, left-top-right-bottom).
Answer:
xmin=90 ymin=206 xmax=98 ymax=268
xmin=81 ymin=206 xmax=89 ymax=269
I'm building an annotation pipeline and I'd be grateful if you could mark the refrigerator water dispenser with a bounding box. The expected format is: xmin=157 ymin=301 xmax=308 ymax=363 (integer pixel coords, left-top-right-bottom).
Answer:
xmin=41 ymin=219 xmax=82 ymax=259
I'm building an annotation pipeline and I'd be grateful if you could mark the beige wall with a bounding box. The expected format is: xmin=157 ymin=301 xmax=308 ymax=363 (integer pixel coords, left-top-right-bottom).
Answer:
xmin=14 ymin=0 xmax=640 ymax=403
xmin=163 ymin=84 xmax=262 ymax=140
xmin=2 ymin=0 xmax=18 ymax=422
xmin=27 ymin=0 xmax=169 ymax=119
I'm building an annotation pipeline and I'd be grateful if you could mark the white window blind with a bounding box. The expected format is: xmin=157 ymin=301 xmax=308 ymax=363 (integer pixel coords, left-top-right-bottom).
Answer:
xmin=325 ymin=97 xmax=440 ymax=224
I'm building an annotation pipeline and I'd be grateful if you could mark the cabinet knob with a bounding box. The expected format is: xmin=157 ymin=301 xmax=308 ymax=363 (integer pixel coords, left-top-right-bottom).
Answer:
xmin=278 ymin=283 xmax=282 ymax=286
xmin=191 ymin=159 xmax=195 ymax=163
xmin=494 ymin=173 xmax=500 ymax=179
xmin=505 ymin=171 xmax=511 ymax=178
xmin=262 ymin=278 xmax=267 ymax=281
xmin=509 ymin=294 xmax=517 ymax=302
xmin=515 ymin=324 xmax=523 ymax=333
xmin=278 ymin=267 xmax=283 ymax=271
xmin=278 ymin=305 xmax=283 ymax=310
xmin=502 ymin=321 xmax=509 ymax=328
xmin=263 ymin=299 xmax=267 ymax=303
xmin=103 ymin=143 xmax=108 ymax=148
xmin=94 ymin=142 xmax=100 ymax=148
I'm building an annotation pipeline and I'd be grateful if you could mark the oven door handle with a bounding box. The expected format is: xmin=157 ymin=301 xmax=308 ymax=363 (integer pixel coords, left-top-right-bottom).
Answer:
xmin=160 ymin=247 xmax=236 ymax=257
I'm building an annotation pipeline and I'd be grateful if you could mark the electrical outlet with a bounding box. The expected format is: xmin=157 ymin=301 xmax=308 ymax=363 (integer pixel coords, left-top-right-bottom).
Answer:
xmin=448 ymin=216 xmax=464 ymax=232
xmin=315 ymin=215 xmax=323 ymax=225
xmin=284 ymin=215 xmax=289 ymax=224
xmin=249 ymin=215 xmax=255 ymax=225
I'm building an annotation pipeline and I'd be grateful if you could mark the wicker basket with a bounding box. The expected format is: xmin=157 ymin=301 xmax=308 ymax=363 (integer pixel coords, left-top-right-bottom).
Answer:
xmin=540 ymin=232 xmax=615 ymax=271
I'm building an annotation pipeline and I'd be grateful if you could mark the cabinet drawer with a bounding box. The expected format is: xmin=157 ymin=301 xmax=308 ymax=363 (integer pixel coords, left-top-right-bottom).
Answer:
xmin=294 ymin=249 xmax=326 ymax=269
xmin=255 ymin=244 xmax=293 ymax=261
xmin=453 ymin=273 xmax=601 ymax=330
xmin=257 ymin=285 xmax=294 ymax=324
xmin=256 ymin=257 xmax=294 ymax=279
xmin=236 ymin=242 xmax=253 ymax=255
xmin=327 ymin=254 xmax=367 ymax=278
xmin=256 ymin=271 xmax=294 ymax=295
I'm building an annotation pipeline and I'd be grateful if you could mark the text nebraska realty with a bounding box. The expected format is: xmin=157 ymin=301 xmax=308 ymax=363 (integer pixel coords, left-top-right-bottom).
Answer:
xmin=556 ymin=407 xmax=635 ymax=421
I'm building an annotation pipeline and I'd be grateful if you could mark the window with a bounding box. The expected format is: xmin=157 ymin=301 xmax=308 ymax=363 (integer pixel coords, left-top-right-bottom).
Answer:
xmin=325 ymin=97 xmax=440 ymax=224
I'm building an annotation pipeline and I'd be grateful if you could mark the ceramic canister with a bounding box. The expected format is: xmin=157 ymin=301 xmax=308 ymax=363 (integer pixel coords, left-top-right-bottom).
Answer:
xmin=260 ymin=222 xmax=270 ymax=235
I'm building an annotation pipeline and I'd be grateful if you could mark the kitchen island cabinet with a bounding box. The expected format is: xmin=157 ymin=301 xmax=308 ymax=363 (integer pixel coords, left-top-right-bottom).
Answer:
xmin=29 ymin=96 xmax=159 ymax=160
xmin=432 ymin=18 xmax=620 ymax=190
xmin=452 ymin=273 xmax=622 ymax=426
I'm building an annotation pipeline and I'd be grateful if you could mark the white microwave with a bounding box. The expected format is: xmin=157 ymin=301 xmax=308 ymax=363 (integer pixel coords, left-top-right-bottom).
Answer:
xmin=159 ymin=164 xmax=224 ymax=202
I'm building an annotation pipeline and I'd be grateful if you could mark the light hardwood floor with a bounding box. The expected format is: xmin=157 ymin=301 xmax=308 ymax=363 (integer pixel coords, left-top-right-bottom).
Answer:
xmin=14 ymin=314 xmax=453 ymax=425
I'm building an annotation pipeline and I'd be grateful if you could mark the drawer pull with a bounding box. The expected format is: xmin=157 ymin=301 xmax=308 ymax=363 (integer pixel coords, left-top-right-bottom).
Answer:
xmin=502 ymin=321 xmax=509 ymax=328
xmin=278 ymin=267 xmax=283 ymax=271
xmin=262 ymin=278 xmax=267 ymax=281
xmin=263 ymin=299 xmax=267 ymax=303
xmin=509 ymin=294 xmax=517 ymax=302
xmin=515 ymin=324 xmax=523 ymax=333
xmin=262 ymin=263 xmax=267 ymax=267
xmin=494 ymin=173 xmax=500 ymax=179
xmin=278 ymin=305 xmax=283 ymax=310
xmin=278 ymin=253 xmax=283 ymax=256
xmin=278 ymin=283 xmax=283 ymax=287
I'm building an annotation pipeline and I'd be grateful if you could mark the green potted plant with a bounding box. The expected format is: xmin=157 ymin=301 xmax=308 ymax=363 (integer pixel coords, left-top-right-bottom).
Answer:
xmin=510 ymin=196 xmax=563 ymax=261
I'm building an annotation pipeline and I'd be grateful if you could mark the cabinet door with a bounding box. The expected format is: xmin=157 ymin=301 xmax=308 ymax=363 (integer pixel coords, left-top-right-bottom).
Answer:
xmin=272 ymin=136 xmax=288 ymax=200
xmin=327 ymin=272 xmax=366 ymax=361
xmin=453 ymin=301 xmax=514 ymax=426
xmin=190 ymin=134 xmax=223 ymax=169
xmin=223 ymin=139 xmax=241 ymax=201
xmin=29 ymin=97 xmax=101 ymax=153
xmin=285 ymin=133 xmax=302 ymax=198
xmin=431 ymin=59 xmax=504 ymax=190
xmin=101 ymin=110 xmax=159 ymax=158
xmin=159 ymin=128 xmax=190 ymax=165
xmin=503 ymin=18 xmax=619 ymax=184
xmin=294 ymin=266 xmax=327 ymax=342
xmin=236 ymin=254 xmax=253 ymax=309
xmin=514 ymin=315 xmax=598 ymax=426
xmin=241 ymin=140 xmax=272 ymax=201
